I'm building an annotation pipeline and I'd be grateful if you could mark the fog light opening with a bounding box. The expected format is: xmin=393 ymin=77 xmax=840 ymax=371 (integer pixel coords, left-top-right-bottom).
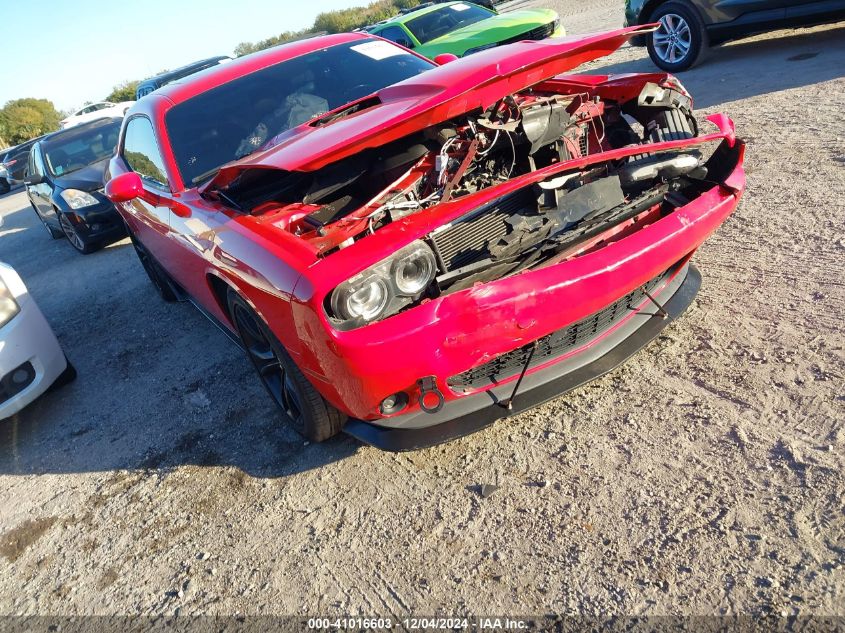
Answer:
xmin=380 ymin=392 xmax=408 ymax=415
xmin=11 ymin=368 xmax=31 ymax=385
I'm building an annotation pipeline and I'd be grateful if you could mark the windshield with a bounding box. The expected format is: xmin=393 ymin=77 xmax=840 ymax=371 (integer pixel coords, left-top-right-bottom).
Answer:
xmin=165 ymin=40 xmax=435 ymax=186
xmin=43 ymin=120 xmax=122 ymax=177
xmin=405 ymin=3 xmax=493 ymax=44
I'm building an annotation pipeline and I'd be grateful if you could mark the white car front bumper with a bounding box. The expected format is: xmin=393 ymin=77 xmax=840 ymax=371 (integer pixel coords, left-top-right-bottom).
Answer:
xmin=0 ymin=263 xmax=69 ymax=420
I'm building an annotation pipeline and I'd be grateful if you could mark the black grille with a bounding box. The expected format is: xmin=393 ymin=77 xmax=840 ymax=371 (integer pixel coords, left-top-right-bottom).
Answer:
xmin=448 ymin=268 xmax=672 ymax=389
xmin=502 ymin=21 xmax=556 ymax=45
xmin=429 ymin=189 xmax=534 ymax=273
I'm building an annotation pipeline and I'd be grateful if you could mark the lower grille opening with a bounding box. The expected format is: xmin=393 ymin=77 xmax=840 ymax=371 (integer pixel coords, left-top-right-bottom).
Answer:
xmin=0 ymin=361 xmax=36 ymax=404
xmin=447 ymin=267 xmax=673 ymax=390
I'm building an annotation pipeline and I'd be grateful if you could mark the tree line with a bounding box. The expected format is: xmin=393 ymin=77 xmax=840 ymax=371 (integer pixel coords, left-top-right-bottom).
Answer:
xmin=0 ymin=98 xmax=61 ymax=148
xmin=0 ymin=0 xmax=420 ymax=149
xmin=234 ymin=0 xmax=420 ymax=55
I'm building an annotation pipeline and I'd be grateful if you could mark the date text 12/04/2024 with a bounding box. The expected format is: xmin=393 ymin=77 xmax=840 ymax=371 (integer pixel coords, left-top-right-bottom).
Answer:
xmin=307 ymin=617 xmax=531 ymax=629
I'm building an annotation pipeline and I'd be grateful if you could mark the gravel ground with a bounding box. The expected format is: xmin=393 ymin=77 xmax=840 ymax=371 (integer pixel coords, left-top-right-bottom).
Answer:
xmin=0 ymin=1 xmax=843 ymax=620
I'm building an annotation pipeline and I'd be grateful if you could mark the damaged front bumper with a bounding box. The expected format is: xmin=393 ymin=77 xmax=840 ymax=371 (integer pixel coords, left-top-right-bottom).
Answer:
xmin=293 ymin=137 xmax=744 ymax=448
xmin=344 ymin=263 xmax=699 ymax=451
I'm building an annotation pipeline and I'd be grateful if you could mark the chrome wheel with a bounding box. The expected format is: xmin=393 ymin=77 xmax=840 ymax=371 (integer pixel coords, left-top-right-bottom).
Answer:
xmin=653 ymin=13 xmax=692 ymax=64
xmin=59 ymin=213 xmax=86 ymax=252
xmin=232 ymin=302 xmax=303 ymax=424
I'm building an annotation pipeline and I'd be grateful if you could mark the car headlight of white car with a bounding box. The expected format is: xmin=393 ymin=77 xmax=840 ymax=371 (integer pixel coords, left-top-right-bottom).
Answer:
xmin=60 ymin=189 xmax=100 ymax=210
xmin=0 ymin=276 xmax=20 ymax=327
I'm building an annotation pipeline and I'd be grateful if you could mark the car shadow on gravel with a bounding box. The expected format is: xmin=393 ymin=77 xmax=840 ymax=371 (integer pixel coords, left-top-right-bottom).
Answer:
xmin=1 ymin=192 xmax=361 ymax=479
xmin=0 ymin=387 xmax=361 ymax=479
xmin=593 ymin=22 xmax=845 ymax=109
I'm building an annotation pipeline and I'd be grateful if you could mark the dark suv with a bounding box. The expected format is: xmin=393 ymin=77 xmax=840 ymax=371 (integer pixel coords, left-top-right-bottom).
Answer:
xmin=0 ymin=138 xmax=41 ymax=193
xmin=625 ymin=0 xmax=845 ymax=70
xmin=135 ymin=56 xmax=231 ymax=100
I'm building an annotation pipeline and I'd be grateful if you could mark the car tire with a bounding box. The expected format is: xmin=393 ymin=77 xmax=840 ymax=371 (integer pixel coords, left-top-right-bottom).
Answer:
xmin=646 ymin=1 xmax=707 ymax=72
xmin=0 ymin=180 xmax=9 ymax=195
xmin=227 ymin=289 xmax=345 ymax=442
xmin=52 ymin=357 xmax=77 ymax=389
xmin=126 ymin=228 xmax=179 ymax=302
xmin=59 ymin=212 xmax=99 ymax=254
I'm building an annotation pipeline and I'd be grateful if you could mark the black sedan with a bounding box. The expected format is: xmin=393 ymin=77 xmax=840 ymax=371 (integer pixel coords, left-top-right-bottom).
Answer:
xmin=24 ymin=118 xmax=127 ymax=254
xmin=1 ymin=138 xmax=42 ymax=194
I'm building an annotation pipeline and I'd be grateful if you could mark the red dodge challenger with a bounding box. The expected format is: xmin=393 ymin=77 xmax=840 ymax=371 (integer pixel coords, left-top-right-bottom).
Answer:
xmin=105 ymin=26 xmax=745 ymax=451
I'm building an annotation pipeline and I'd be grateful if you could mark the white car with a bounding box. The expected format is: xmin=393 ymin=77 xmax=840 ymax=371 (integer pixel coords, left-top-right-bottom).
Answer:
xmin=0 ymin=261 xmax=75 ymax=420
xmin=59 ymin=101 xmax=135 ymax=129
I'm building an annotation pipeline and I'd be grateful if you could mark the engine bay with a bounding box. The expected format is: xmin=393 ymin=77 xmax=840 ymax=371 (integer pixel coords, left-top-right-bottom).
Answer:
xmin=210 ymin=78 xmax=727 ymax=309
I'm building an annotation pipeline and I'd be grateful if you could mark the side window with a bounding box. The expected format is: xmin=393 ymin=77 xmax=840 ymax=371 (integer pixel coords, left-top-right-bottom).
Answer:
xmin=122 ymin=117 xmax=169 ymax=189
xmin=30 ymin=145 xmax=46 ymax=177
xmin=378 ymin=26 xmax=414 ymax=48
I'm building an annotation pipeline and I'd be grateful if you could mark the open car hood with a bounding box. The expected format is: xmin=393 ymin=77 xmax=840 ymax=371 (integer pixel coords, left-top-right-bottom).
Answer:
xmin=204 ymin=25 xmax=654 ymax=191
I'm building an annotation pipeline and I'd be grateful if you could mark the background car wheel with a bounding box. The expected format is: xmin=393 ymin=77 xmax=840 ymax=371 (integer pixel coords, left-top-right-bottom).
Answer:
xmin=59 ymin=212 xmax=98 ymax=254
xmin=126 ymin=229 xmax=179 ymax=302
xmin=227 ymin=290 xmax=345 ymax=442
xmin=51 ymin=357 xmax=77 ymax=390
xmin=647 ymin=1 xmax=707 ymax=71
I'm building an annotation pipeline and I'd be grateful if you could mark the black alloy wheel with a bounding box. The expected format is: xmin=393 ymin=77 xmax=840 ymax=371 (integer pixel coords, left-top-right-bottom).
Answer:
xmin=127 ymin=230 xmax=179 ymax=302
xmin=227 ymin=290 xmax=345 ymax=442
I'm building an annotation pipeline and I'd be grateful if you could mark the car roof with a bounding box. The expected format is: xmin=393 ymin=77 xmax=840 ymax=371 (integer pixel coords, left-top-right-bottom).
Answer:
xmin=2 ymin=136 xmax=43 ymax=159
xmin=380 ymin=1 xmax=477 ymax=25
xmin=138 ymin=56 xmax=232 ymax=87
xmin=155 ymin=32 xmax=371 ymax=105
xmin=40 ymin=117 xmax=122 ymax=147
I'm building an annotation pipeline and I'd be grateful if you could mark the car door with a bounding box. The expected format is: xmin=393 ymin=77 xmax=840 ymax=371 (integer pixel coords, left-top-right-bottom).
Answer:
xmin=25 ymin=144 xmax=58 ymax=225
xmin=699 ymin=0 xmax=788 ymax=27
xmin=120 ymin=116 xmax=179 ymax=268
xmin=785 ymin=0 xmax=845 ymax=20
xmin=120 ymin=116 xmax=223 ymax=308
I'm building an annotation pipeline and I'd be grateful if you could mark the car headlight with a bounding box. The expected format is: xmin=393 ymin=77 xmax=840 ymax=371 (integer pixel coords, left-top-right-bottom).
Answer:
xmin=465 ymin=42 xmax=498 ymax=56
xmin=0 ymin=277 xmax=20 ymax=328
xmin=60 ymin=189 xmax=100 ymax=209
xmin=332 ymin=275 xmax=390 ymax=322
xmin=0 ymin=164 xmax=8 ymax=178
xmin=328 ymin=241 xmax=437 ymax=328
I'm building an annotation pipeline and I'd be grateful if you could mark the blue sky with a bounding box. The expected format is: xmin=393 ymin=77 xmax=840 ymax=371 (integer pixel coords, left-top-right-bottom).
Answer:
xmin=1 ymin=0 xmax=355 ymax=112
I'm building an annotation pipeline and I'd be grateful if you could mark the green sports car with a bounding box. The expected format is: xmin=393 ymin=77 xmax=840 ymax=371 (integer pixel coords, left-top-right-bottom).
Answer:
xmin=365 ymin=1 xmax=564 ymax=59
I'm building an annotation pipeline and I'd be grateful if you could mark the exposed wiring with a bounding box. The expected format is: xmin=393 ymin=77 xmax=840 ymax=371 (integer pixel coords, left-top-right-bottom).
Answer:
xmin=506 ymin=130 xmax=516 ymax=177
xmin=476 ymin=129 xmax=501 ymax=157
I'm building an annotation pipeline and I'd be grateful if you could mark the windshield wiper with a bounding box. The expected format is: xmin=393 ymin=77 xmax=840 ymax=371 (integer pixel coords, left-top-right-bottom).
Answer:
xmin=312 ymin=96 xmax=380 ymax=128
xmin=192 ymin=166 xmax=221 ymax=185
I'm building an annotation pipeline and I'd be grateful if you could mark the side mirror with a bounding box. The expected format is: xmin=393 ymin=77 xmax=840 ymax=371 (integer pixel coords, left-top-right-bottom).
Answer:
xmin=434 ymin=53 xmax=459 ymax=65
xmin=398 ymin=39 xmax=414 ymax=49
xmin=105 ymin=171 xmax=143 ymax=202
xmin=23 ymin=173 xmax=43 ymax=186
